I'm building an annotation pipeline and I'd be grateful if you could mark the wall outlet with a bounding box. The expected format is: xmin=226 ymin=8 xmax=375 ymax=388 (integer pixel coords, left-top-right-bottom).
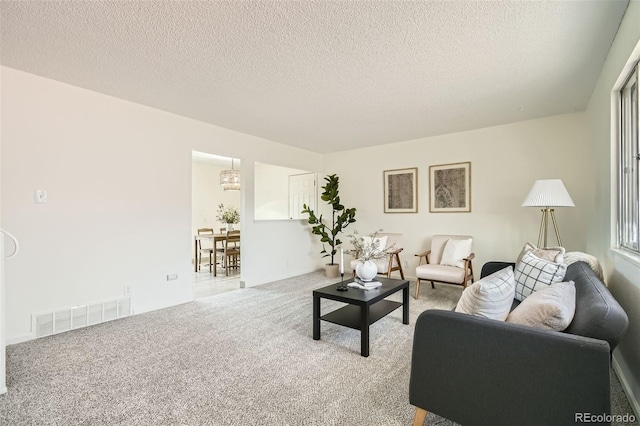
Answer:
xmin=166 ymin=274 xmax=178 ymax=281
xmin=124 ymin=285 xmax=131 ymax=296
xmin=403 ymin=261 xmax=409 ymax=268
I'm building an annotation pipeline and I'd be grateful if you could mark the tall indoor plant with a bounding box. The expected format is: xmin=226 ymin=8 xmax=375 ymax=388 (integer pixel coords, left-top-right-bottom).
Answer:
xmin=302 ymin=174 xmax=357 ymax=277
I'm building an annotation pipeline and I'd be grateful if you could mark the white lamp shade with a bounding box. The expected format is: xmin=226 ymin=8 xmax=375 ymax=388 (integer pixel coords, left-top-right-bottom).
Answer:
xmin=522 ymin=179 xmax=575 ymax=207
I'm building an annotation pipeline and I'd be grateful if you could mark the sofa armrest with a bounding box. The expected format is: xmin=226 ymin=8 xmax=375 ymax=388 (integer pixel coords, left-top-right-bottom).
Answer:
xmin=480 ymin=261 xmax=515 ymax=278
xmin=410 ymin=310 xmax=611 ymax=426
xmin=565 ymin=261 xmax=629 ymax=352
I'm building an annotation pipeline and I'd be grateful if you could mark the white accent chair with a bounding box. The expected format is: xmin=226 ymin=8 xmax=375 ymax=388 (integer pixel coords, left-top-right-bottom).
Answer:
xmin=350 ymin=232 xmax=405 ymax=279
xmin=414 ymin=235 xmax=475 ymax=299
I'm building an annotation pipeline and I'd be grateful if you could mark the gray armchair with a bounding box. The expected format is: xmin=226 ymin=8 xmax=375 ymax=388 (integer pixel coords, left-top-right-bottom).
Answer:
xmin=409 ymin=261 xmax=628 ymax=426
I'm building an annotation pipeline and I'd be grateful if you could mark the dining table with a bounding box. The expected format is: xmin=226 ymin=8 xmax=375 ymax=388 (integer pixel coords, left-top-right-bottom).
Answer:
xmin=194 ymin=233 xmax=229 ymax=275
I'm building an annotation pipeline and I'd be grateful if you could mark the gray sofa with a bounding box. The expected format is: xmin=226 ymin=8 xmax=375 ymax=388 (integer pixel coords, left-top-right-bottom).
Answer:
xmin=409 ymin=260 xmax=629 ymax=426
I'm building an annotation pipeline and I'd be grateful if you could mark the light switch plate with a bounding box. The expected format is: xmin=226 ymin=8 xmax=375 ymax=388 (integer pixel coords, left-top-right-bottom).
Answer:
xmin=34 ymin=190 xmax=47 ymax=204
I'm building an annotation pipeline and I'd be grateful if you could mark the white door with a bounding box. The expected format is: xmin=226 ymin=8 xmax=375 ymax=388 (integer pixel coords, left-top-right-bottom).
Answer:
xmin=289 ymin=173 xmax=316 ymax=220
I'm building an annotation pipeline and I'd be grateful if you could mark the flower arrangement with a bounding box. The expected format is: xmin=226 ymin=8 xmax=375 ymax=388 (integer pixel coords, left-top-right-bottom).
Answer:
xmin=216 ymin=204 xmax=240 ymax=224
xmin=346 ymin=229 xmax=395 ymax=263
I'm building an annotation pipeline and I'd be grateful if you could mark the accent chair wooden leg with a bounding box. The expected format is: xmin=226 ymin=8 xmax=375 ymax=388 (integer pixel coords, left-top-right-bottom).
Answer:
xmin=413 ymin=407 xmax=428 ymax=426
xmin=430 ymin=280 xmax=435 ymax=289
xmin=397 ymin=254 xmax=405 ymax=279
xmin=415 ymin=279 xmax=421 ymax=299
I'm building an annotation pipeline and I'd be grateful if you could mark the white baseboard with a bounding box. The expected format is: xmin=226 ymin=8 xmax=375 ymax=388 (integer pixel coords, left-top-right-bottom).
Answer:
xmin=612 ymin=352 xmax=640 ymax=418
xmin=6 ymin=333 xmax=33 ymax=345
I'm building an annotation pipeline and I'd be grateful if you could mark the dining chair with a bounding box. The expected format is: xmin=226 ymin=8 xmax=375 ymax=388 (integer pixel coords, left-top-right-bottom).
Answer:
xmin=197 ymin=228 xmax=215 ymax=273
xmin=223 ymin=230 xmax=240 ymax=276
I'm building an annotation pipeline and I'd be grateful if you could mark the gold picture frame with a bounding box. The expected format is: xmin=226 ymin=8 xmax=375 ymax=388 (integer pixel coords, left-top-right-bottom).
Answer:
xmin=429 ymin=162 xmax=471 ymax=213
xmin=383 ymin=168 xmax=418 ymax=213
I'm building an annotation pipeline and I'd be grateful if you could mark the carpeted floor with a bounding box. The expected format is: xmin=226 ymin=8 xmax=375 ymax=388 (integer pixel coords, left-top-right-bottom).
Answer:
xmin=0 ymin=271 xmax=636 ymax=425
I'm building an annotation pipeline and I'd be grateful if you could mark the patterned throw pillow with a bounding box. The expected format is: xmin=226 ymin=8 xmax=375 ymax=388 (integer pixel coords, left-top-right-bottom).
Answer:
xmin=514 ymin=252 xmax=567 ymax=301
xmin=455 ymin=266 xmax=516 ymax=321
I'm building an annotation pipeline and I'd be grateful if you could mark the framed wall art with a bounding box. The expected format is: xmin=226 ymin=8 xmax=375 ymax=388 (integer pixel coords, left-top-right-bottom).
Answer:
xmin=383 ymin=167 xmax=418 ymax=213
xmin=429 ymin=162 xmax=471 ymax=213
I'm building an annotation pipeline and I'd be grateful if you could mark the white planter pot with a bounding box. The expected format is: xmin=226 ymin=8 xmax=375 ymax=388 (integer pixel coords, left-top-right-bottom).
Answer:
xmin=226 ymin=223 xmax=234 ymax=231
xmin=356 ymin=260 xmax=377 ymax=282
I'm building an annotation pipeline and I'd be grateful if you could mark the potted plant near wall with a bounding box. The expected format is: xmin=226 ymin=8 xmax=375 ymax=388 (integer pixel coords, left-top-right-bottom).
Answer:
xmin=217 ymin=204 xmax=240 ymax=231
xmin=302 ymin=174 xmax=357 ymax=278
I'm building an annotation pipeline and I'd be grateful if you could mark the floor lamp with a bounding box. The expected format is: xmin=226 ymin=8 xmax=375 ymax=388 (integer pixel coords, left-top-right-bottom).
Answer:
xmin=522 ymin=179 xmax=575 ymax=247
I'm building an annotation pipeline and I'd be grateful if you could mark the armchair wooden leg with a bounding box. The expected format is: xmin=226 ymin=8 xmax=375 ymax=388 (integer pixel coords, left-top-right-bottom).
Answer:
xmin=415 ymin=279 xmax=421 ymax=299
xmin=412 ymin=407 xmax=428 ymax=426
xmin=430 ymin=280 xmax=435 ymax=289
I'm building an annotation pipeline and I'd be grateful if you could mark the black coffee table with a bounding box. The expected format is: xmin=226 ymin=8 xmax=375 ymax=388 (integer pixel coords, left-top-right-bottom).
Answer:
xmin=312 ymin=277 xmax=409 ymax=357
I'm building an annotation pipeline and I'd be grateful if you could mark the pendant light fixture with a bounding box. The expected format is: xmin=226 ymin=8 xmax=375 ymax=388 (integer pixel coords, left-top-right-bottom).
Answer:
xmin=220 ymin=158 xmax=240 ymax=191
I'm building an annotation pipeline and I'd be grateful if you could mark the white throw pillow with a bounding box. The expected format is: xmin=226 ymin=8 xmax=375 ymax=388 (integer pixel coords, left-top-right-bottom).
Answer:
xmin=506 ymin=281 xmax=576 ymax=331
xmin=514 ymin=252 xmax=567 ymax=301
xmin=515 ymin=242 xmax=565 ymax=265
xmin=440 ymin=238 xmax=472 ymax=269
xmin=455 ymin=266 xmax=516 ymax=321
xmin=374 ymin=235 xmax=388 ymax=251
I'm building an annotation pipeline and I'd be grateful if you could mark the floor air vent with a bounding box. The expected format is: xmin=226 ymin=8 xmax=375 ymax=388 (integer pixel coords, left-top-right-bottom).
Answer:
xmin=32 ymin=297 xmax=131 ymax=339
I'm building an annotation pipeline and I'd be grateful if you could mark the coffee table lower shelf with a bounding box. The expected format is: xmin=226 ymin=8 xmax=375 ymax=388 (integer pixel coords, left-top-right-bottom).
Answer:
xmin=320 ymin=300 xmax=402 ymax=329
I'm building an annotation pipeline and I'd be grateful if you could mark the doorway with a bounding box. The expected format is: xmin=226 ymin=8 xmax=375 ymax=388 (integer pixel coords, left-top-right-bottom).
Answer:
xmin=191 ymin=151 xmax=241 ymax=299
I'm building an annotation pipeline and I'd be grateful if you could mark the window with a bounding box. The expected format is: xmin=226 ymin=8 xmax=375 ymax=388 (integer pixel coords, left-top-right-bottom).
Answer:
xmin=619 ymin=62 xmax=639 ymax=253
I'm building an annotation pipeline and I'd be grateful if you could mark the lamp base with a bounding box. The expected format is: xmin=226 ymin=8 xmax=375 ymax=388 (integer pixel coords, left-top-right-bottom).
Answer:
xmin=538 ymin=208 xmax=563 ymax=247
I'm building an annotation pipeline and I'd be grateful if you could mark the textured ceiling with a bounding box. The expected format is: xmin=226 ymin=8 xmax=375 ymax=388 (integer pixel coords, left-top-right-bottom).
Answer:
xmin=0 ymin=1 xmax=629 ymax=153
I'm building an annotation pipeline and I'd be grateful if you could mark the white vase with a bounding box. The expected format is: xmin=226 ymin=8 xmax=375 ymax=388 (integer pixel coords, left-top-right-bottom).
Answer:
xmin=356 ymin=260 xmax=378 ymax=282
xmin=226 ymin=223 xmax=234 ymax=231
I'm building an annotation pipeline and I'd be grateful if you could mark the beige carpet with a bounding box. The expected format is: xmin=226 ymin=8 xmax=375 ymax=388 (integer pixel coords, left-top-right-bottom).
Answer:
xmin=0 ymin=271 xmax=635 ymax=425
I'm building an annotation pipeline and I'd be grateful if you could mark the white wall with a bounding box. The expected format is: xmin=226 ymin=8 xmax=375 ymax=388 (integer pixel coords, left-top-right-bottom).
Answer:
xmin=324 ymin=113 xmax=589 ymax=272
xmin=584 ymin=0 xmax=640 ymax=414
xmin=0 ymin=70 xmax=5 ymax=393
xmin=1 ymin=67 xmax=323 ymax=343
xmin=254 ymin=162 xmax=310 ymax=221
